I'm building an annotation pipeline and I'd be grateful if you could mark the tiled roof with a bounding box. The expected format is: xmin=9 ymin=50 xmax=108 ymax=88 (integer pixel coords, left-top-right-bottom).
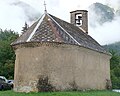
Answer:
xmin=11 ymin=13 xmax=109 ymax=54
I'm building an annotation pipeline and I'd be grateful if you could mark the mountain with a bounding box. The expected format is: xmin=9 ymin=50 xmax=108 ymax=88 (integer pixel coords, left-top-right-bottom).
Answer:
xmin=89 ymin=2 xmax=115 ymax=26
xmin=104 ymin=42 xmax=120 ymax=55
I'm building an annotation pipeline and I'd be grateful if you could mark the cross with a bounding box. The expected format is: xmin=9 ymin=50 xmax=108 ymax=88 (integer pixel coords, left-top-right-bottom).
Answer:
xmin=44 ymin=1 xmax=47 ymax=13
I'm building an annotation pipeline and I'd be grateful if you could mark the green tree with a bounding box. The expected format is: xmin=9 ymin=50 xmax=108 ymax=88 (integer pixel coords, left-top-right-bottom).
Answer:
xmin=110 ymin=50 xmax=120 ymax=70
xmin=0 ymin=29 xmax=18 ymax=79
xmin=110 ymin=50 xmax=120 ymax=89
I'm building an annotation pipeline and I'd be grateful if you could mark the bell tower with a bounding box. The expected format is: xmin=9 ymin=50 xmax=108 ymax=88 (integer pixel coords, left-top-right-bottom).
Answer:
xmin=70 ymin=10 xmax=88 ymax=34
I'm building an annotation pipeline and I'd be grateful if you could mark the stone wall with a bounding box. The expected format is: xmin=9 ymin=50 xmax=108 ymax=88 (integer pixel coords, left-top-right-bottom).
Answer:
xmin=13 ymin=42 xmax=111 ymax=92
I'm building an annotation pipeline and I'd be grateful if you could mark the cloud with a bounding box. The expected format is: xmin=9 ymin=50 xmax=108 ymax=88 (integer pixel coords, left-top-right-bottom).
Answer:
xmin=0 ymin=0 xmax=25 ymax=32
xmin=89 ymin=16 xmax=120 ymax=45
xmin=0 ymin=0 xmax=41 ymax=33
xmin=106 ymin=0 xmax=120 ymax=10
xmin=0 ymin=0 xmax=120 ymax=45
xmin=10 ymin=1 xmax=41 ymax=22
xmin=88 ymin=2 xmax=120 ymax=45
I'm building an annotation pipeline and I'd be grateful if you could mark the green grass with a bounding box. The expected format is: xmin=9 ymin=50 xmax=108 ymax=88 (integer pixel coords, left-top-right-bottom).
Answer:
xmin=0 ymin=90 xmax=119 ymax=96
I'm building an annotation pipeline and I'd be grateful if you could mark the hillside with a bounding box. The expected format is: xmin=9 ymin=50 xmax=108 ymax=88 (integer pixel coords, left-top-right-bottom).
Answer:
xmin=104 ymin=42 xmax=120 ymax=55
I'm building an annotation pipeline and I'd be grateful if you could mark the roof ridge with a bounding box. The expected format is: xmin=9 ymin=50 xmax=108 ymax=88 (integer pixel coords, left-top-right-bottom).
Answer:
xmin=79 ymin=27 xmax=86 ymax=33
xmin=48 ymin=14 xmax=81 ymax=46
xmin=26 ymin=14 xmax=46 ymax=42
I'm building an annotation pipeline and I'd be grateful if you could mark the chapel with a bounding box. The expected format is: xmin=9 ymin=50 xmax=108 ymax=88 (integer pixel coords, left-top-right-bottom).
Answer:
xmin=11 ymin=9 xmax=111 ymax=92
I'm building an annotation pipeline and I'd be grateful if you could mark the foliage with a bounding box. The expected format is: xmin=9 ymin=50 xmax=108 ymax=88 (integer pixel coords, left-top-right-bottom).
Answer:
xmin=69 ymin=81 xmax=78 ymax=91
xmin=110 ymin=50 xmax=120 ymax=89
xmin=37 ymin=76 xmax=55 ymax=92
xmin=0 ymin=29 xmax=19 ymax=79
xmin=0 ymin=90 xmax=120 ymax=96
xmin=104 ymin=42 xmax=120 ymax=89
xmin=110 ymin=50 xmax=120 ymax=69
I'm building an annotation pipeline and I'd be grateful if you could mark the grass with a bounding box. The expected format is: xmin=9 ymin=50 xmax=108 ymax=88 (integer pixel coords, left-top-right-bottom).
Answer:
xmin=0 ymin=90 xmax=119 ymax=96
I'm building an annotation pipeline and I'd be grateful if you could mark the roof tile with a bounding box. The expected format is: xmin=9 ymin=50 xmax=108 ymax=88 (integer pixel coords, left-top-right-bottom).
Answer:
xmin=11 ymin=13 xmax=109 ymax=54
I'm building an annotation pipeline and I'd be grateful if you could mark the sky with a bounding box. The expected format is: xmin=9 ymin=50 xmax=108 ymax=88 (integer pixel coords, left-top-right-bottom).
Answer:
xmin=0 ymin=0 xmax=120 ymax=45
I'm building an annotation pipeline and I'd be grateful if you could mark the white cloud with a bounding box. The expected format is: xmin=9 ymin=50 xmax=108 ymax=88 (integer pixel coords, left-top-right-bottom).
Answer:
xmin=89 ymin=16 xmax=120 ymax=45
xmin=0 ymin=0 xmax=25 ymax=32
xmin=0 ymin=0 xmax=120 ymax=45
xmin=0 ymin=0 xmax=41 ymax=33
xmin=106 ymin=0 xmax=120 ymax=10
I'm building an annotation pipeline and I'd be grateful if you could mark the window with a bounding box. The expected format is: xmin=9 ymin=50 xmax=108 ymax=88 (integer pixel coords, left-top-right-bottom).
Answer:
xmin=75 ymin=13 xmax=82 ymax=26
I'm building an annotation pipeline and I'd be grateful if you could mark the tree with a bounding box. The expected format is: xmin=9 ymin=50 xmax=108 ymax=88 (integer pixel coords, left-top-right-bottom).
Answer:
xmin=110 ymin=50 xmax=120 ymax=70
xmin=21 ymin=22 xmax=29 ymax=34
xmin=110 ymin=50 xmax=120 ymax=89
xmin=0 ymin=29 xmax=19 ymax=79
